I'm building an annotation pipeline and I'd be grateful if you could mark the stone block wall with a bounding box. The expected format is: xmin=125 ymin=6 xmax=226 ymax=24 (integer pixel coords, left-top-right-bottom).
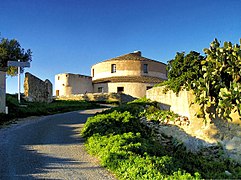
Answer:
xmin=0 ymin=71 xmax=6 ymax=113
xmin=24 ymin=72 xmax=53 ymax=103
xmin=56 ymin=92 xmax=135 ymax=104
xmin=147 ymin=86 xmax=241 ymax=164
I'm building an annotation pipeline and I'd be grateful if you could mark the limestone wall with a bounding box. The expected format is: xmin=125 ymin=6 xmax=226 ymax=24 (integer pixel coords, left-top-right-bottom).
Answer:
xmin=108 ymin=82 xmax=155 ymax=98
xmin=56 ymin=92 xmax=135 ymax=104
xmin=93 ymin=83 xmax=108 ymax=93
xmin=24 ymin=72 xmax=53 ymax=103
xmin=55 ymin=73 xmax=93 ymax=97
xmin=91 ymin=60 xmax=167 ymax=81
xmin=0 ymin=71 xmax=6 ymax=113
xmin=93 ymin=82 xmax=155 ymax=98
xmin=147 ymin=86 xmax=241 ymax=164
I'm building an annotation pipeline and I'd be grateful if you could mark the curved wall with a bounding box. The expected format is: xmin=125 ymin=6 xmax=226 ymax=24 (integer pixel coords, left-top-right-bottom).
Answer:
xmin=94 ymin=82 xmax=155 ymax=98
xmin=91 ymin=60 xmax=167 ymax=80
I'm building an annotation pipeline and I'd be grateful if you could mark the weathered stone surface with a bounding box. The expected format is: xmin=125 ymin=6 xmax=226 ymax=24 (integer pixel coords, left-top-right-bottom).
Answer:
xmin=56 ymin=92 xmax=135 ymax=104
xmin=0 ymin=71 xmax=6 ymax=113
xmin=146 ymin=86 xmax=241 ymax=164
xmin=24 ymin=72 xmax=53 ymax=103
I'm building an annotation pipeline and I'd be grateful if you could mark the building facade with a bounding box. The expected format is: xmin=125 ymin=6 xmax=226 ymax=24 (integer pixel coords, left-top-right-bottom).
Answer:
xmin=55 ymin=73 xmax=92 ymax=97
xmin=55 ymin=51 xmax=167 ymax=98
xmin=91 ymin=51 xmax=167 ymax=98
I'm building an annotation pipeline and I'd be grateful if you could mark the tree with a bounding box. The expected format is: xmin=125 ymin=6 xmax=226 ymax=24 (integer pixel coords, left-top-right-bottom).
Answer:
xmin=0 ymin=37 xmax=32 ymax=76
xmin=163 ymin=51 xmax=205 ymax=93
xmin=160 ymin=39 xmax=241 ymax=120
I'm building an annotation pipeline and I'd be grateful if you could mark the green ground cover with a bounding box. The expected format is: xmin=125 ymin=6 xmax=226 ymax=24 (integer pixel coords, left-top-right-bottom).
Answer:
xmin=0 ymin=94 xmax=100 ymax=125
xmin=81 ymin=99 xmax=241 ymax=179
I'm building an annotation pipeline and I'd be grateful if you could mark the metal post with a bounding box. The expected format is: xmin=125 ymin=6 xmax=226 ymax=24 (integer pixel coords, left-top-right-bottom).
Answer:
xmin=18 ymin=60 xmax=21 ymax=104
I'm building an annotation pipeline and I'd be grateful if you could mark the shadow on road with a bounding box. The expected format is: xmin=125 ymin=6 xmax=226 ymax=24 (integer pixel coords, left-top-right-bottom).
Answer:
xmin=0 ymin=109 xmax=109 ymax=179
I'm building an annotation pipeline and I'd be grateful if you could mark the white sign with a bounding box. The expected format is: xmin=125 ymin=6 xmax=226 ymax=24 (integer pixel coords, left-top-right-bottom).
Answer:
xmin=7 ymin=61 xmax=30 ymax=68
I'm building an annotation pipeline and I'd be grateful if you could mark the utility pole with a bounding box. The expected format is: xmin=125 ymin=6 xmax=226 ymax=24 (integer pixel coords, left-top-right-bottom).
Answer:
xmin=18 ymin=60 xmax=21 ymax=103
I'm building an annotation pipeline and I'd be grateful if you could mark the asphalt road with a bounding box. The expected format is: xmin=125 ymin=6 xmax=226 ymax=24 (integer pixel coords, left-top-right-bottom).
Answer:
xmin=0 ymin=109 xmax=116 ymax=180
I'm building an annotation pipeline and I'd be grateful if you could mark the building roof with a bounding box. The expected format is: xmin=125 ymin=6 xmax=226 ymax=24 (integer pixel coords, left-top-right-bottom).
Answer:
xmin=92 ymin=76 xmax=164 ymax=84
xmin=102 ymin=51 xmax=166 ymax=65
xmin=56 ymin=73 xmax=92 ymax=78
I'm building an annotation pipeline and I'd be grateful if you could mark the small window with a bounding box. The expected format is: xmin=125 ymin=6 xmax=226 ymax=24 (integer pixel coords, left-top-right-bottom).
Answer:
xmin=111 ymin=64 xmax=116 ymax=73
xmin=143 ymin=64 xmax=148 ymax=73
xmin=117 ymin=87 xmax=124 ymax=93
xmin=98 ymin=87 xmax=103 ymax=93
xmin=146 ymin=86 xmax=153 ymax=90
xmin=58 ymin=76 xmax=60 ymax=80
xmin=92 ymin=69 xmax=94 ymax=77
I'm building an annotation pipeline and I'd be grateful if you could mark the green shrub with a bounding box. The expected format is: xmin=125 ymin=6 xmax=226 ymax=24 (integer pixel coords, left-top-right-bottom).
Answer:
xmin=85 ymin=133 xmax=199 ymax=180
xmin=142 ymin=106 xmax=179 ymax=123
xmin=82 ymin=100 xmax=241 ymax=179
xmin=82 ymin=110 xmax=151 ymax=139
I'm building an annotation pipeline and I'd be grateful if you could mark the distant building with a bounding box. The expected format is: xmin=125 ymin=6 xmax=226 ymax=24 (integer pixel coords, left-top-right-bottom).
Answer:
xmin=55 ymin=73 xmax=92 ymax=97
xmin=0 ymin=69 xmax=6 ymax=113
xmin=55 ymin=51 xmax=167 ymax=98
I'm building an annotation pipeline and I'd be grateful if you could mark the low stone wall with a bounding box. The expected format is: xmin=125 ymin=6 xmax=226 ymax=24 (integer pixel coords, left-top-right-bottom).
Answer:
xmin=147 ymin=86 xmax=241 ymax=164
xmin=24 ymin=72 xmax=53 ymax=103
xmin=0 ymin=71 xmax=6 ymax=113
xmin=56 ymin=92 xmax=136 ymax=104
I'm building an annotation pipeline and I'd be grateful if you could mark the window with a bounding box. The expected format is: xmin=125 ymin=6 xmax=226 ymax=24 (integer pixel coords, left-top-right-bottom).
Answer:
xmin=98 ymin=87 xmax=103 ymax=93
xmin=111 ymin=64 xmax=116 ymax=73
xmin=143 ymin=64 xmax=148 ymax=73
xmin=117 ymin=87 xmax=124 ymax=93
xmin=58 ymin=76 xmax=60 ymax=80
xmin=92 ymin=69 xmax=94 ymax=77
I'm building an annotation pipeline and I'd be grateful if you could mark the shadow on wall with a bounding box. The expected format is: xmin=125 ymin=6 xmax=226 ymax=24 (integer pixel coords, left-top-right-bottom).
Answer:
xmin=146 ymin=86 xmax=241 ymax=164
xmin=141 ymin=118 xmax=241 ymax=178
xmin=158 ymin=102 xmax=171 ymax=111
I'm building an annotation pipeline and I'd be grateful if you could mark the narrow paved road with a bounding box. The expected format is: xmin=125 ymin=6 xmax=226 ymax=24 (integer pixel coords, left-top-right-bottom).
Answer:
xmin=0 ymin=109 xmax=116 ymax=180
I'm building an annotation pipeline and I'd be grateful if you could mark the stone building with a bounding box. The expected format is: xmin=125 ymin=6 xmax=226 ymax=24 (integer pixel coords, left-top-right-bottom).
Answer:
xmin=0 ymin=69 xmax=6 ymax=113
xmin=92 ymin=51 xmax=167 ymax=98
xmin=55 ymin=51 xmax=167 ymax=98
xmin=24 ymin=72 xmax=53 ymax=103
xmin=55 ymin=73 xmax=92 ymax=97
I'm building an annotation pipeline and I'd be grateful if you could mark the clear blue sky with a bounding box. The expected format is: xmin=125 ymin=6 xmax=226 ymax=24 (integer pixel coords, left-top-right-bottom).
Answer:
xmin=0 ymin=0 xmax=240 ymax=94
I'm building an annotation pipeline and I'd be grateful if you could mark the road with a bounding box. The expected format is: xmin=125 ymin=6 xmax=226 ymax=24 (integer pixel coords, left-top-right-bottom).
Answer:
xmin=0 ymin=109 xmax=116 ymax=180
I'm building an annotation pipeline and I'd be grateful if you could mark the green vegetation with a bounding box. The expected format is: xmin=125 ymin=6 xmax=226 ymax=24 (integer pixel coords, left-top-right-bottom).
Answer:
xmin=82 ymin=101 xmax=241 ymax=179
xmin=0 ymin=35 xmax=32 ymax=76
xmin=0 ymin=94 xmax=99 ymax=125
xmin=158 ymin=39 xmax=241 ymax=120
xmin=141 ymin=105 xmax=179 ymax=123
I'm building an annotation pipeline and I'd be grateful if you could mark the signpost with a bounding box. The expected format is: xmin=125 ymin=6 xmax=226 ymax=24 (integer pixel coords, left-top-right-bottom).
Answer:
xmin=7 ymin=60 xmax=30 ymax=104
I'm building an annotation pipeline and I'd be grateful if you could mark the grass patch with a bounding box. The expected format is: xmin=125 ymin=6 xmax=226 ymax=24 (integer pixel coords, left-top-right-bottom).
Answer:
xmin=0 ymin=94 xmax=100 ymax=125
xmin=81 ymin=101 xmax=241 ymax=179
